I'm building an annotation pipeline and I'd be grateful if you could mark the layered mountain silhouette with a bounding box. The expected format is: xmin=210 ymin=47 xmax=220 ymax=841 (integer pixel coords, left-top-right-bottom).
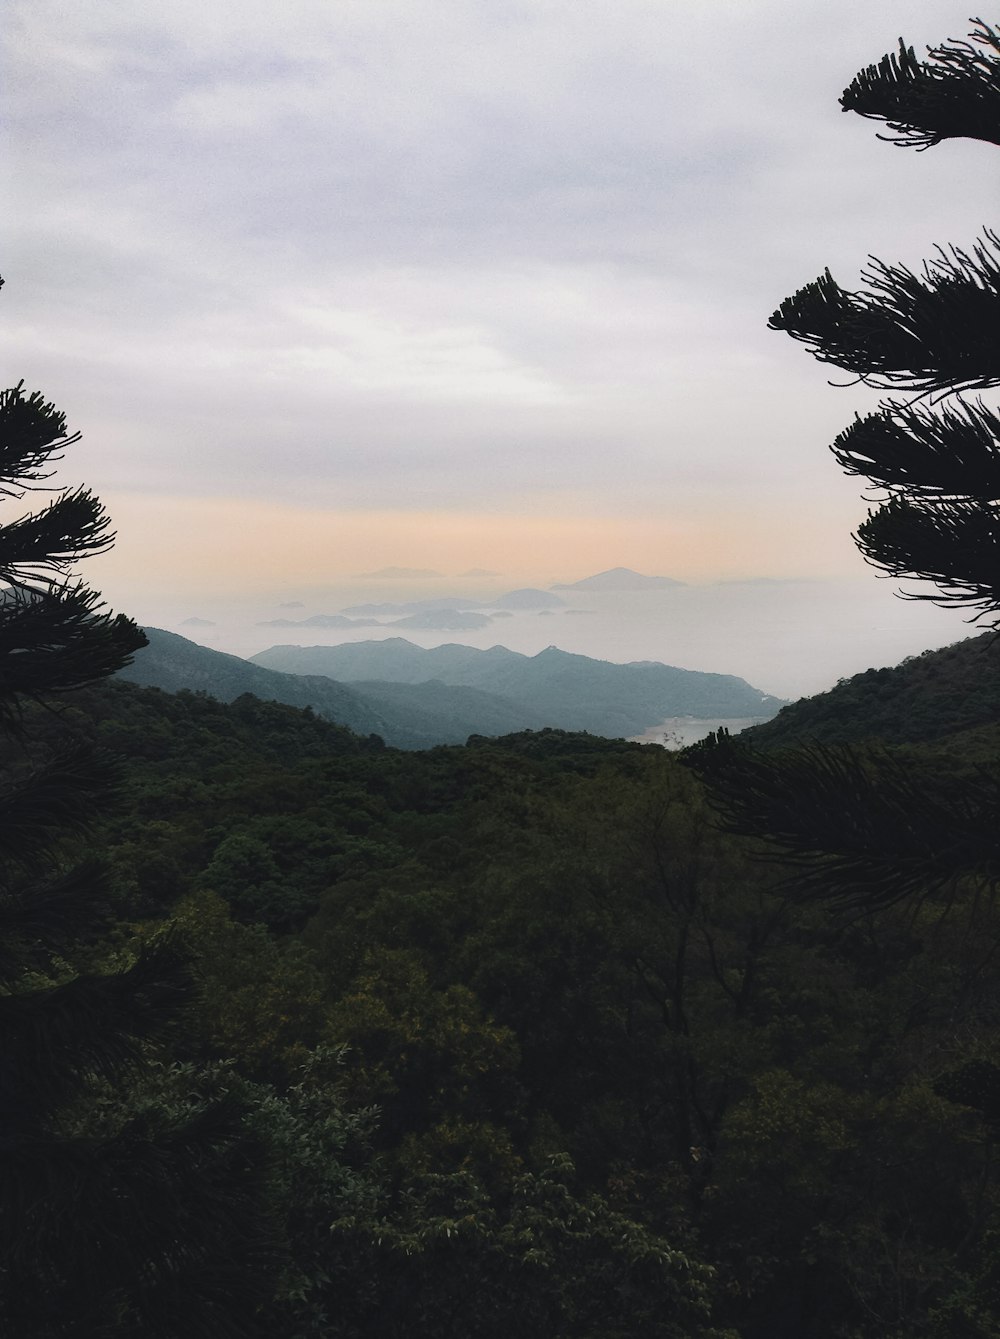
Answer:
xmin=118 ymin=629 xmax=545 ymax=749
xmin=250 ymin=638 xmax=784 ymax=739
xmin=118 ymin=629 xmax=783 ymax=749
xmin=119 ymin=629 xmax=389 ymax=735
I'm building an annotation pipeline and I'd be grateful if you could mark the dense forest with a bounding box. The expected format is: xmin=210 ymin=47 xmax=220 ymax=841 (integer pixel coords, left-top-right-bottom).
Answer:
xmin=13 ymin=665 xmax=1000 ymax=1337
xmin=7 ymin=15 xmax=1000 ymax=1339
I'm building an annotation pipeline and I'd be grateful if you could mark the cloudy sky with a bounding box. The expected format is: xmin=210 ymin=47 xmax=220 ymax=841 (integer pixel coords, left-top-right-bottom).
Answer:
xmin=4 ymin=2 xmax=996 ymax=691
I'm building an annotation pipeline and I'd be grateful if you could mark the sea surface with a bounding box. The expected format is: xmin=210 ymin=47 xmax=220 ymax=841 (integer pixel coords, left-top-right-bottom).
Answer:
xmin=630 ymin=716 xmax=773 ymax=749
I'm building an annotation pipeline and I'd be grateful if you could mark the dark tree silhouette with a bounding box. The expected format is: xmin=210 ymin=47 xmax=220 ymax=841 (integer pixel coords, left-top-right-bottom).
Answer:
xmin=0 ymin=299 xmax=275 ymax=1336
xmin=770 ymin=21 xmax=1000 ymax=616
xmin=839 ymin=18 xmax=1000 ymax=150
xmin=688 ymin=19 xmax=1000 ymax=911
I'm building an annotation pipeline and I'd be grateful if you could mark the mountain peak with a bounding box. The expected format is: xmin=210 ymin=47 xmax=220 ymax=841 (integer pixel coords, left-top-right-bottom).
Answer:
xmin=551 ymin=568 xmax=685 ymax=591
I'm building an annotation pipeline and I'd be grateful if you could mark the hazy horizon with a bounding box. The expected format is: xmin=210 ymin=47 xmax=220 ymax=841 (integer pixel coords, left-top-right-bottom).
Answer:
xmin=6 ymin=2 xmax=991 ymax=697
xmin=131 ymin=563 xmax=978 ymax=702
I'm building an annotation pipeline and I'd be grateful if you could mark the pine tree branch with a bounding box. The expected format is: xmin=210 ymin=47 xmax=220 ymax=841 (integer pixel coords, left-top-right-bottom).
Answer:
xmin=0 ymin=586 xmax=146 ymax=715
xmin=0 ymin=743 xmax=122 ymax=866
xmin=768 ymin=234 xmax=1000 ymax=393
xmin=0 ymin=859 xmax=115 ymax=976
xmin=841 ymin=20 xmax=1000 ymax=150
xmin=685 ymin=735 xmax=1000 ymax=911
xmin=855 ymin=494 xmax=1000 ymax=614
xmin=0 ymin=383 xmax=78 ymax=494
xmin=832 ymin=399 xmax=1000 ymax=501
xmin=0 ymin=945 xmax=190 ymax=1121
xmin=0 ymin=489 xmax=116 ymax=580
xmin=0 ymin=350 xmax=276 ymax=1333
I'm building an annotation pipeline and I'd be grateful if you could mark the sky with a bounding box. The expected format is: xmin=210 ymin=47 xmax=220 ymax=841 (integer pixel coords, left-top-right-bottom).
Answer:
xmin=4 ymin=2 xmax=997 ymax=698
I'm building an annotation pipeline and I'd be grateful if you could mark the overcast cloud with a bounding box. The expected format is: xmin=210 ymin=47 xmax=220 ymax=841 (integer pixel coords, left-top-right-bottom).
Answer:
xmin=3 ymin=1 xmax=996 ymax=690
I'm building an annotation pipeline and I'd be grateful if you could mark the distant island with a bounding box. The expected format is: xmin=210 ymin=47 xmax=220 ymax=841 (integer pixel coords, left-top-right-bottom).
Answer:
xmin=254 ymin=573 xmax=684 ymax=634
xmin=550 ymin=567 xmax=685 ymax=591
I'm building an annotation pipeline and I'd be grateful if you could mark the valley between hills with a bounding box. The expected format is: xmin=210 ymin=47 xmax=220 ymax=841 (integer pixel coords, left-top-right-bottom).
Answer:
xmin=118 ymin=626 xmax=787 ymax=749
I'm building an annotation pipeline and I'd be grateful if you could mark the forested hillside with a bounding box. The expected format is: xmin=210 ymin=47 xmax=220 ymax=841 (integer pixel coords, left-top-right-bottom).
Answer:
xmin=745 ymin=632 xmax=998 ymax=746
xmin=27 ymin=672 xmax=1000 ymax=1336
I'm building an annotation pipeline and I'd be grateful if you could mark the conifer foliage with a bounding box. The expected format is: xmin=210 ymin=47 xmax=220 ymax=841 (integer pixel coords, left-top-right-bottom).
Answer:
xmin=839 ymin=18 xmax=1000 ymax=150
xmin=0 ymin=309 xmax=274 ymax=1337
xmin=770 ymin=21 xmax=1000 ymax=613
xmin=690 ymin=20 xmax=1000 ymax=908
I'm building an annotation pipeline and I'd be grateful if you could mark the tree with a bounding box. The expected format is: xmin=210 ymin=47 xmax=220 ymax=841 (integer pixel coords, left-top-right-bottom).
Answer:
xmin=689 ymin=19 xmax=1000 ymax=912
xmin=683 ymin=24 xmax=1000 ymax=1333
xmin=0 ymin=320 xmax=275 ymax=1336
xmin=769 ymin=19 xmax=1000 ymax=619
xmin=326 ymin=1154 xmax=728 ymax=1339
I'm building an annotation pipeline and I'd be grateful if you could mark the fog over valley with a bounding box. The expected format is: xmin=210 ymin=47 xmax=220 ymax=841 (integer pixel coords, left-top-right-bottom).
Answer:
xmin=141 ymin=565 xmax=977 ymax=703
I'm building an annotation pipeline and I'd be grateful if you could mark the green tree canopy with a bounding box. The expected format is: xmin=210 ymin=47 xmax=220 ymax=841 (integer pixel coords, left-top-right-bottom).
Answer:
xmin=0 ymin=309 xmax=277 ymax=1336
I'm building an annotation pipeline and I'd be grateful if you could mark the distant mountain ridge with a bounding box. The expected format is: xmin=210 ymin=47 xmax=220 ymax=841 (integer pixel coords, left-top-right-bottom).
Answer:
xmin=120 ymin=629 xmax=784 ymax=749
xmin=118 ymin=629 xmax=545 ymax=750
xmin=118 ymin=629 xmax=390 ymax=737
xmin=250 ymin=638 xmax=785 ymax=738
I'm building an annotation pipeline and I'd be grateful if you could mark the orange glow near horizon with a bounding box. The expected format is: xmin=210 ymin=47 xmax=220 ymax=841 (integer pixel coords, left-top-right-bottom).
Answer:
xmin=91 ymin=491 xmax=858 ymax=606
